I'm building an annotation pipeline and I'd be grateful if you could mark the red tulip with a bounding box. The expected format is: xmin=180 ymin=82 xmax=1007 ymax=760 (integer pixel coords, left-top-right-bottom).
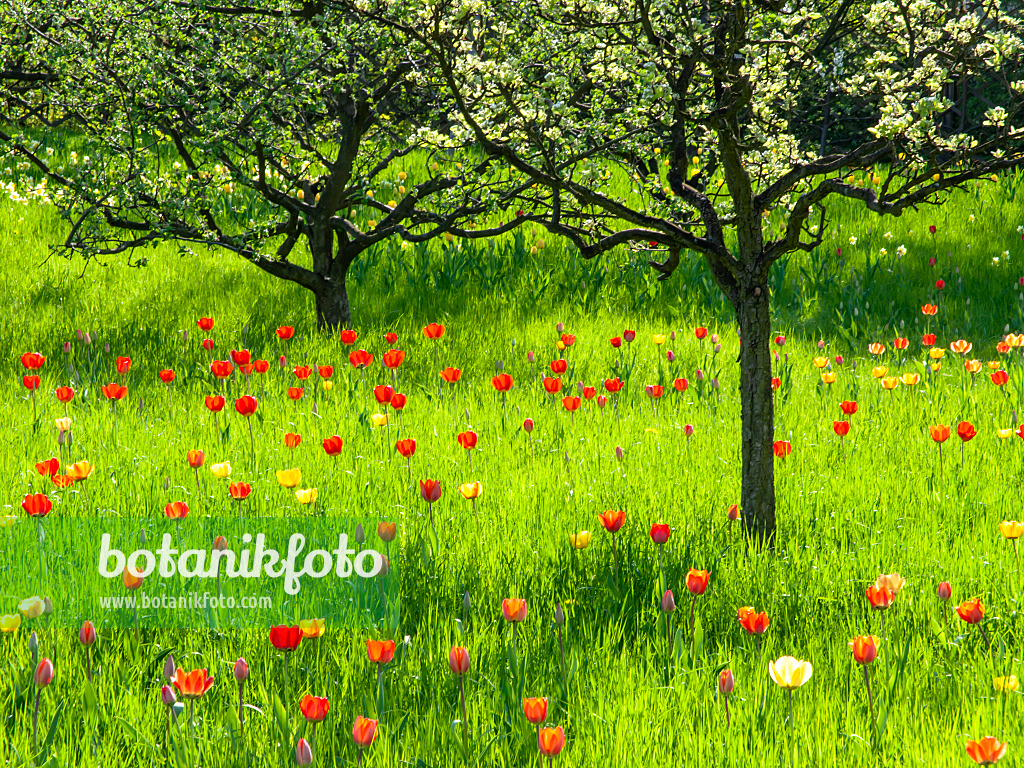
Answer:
xmin=936 ymin=279 xmax=946 ymax=290
xmin=893 ymin=337 xmax=909 ymax=350
xmin=695 ymin=327 xmax=708 ymax=340
xmin=956 ymin=598 xmax=984 ymax=624
xmin=322 ymin=436 xmax=344 ymax=456
xmin=771 ymin=377 xmax=781 ymax=391
xmin=230 ymin=349 xmax=251 ymax=365
xmin=582 ymin=386 xmax=597 ymax=399
xmin=318 ymin=365 xmax=333 ymax=378
xmin=284 ymin=433 xmax=301 ymax=449
xmin=420 ymin=479 xmax=441 ymax=502
xmin=423 ymin=323 xmax=445 ymax=339
xmin=299 ymin=695 xmax=329 ymax=722
xmin=276 ymin=326 xmax=295 ymax=340
xmin=396 ymin=439 xmax=416 ymax=457
xmin=23 ymin=375 xmax=41 ymax=390
xmin=79 ymin=620 xmax=97 ymax=646
xmin=604 ymin=377 xmax=624 ymax=393
xmin=210 ymin=360 xmax=233 ymax=379
xmin=234 ymin=395 xmax=258 ymax=416
xmin=22 ymin=493 xmax=53 ymax=517
xmin=449 ymin=646 xmax=470 ymax=675
xmin=254 ymin=359 xmax=270 ymax=374
xmin=840 ymin=401 xmax=858 ymax=415
xmin=102 ymin=383 xmax=128 ymax=400
xmin=36 ymin=458 xmax=59 ymax=477
xmin=491 ymin=373 xmax=513 ymax=391
xmin=384 ymin=332 xmax=397 ymax=344
xmin=293 ymin=366 xmax=312 ymax=380
xmin=966 ymin=737 xmax=1007 ymax=766
xmin=159 ymin=369 xmax=176 ymax=383
xmin=269 ymin=625 xmax=303 ymax=651
xmin=550 ymin=359 xmax=568 ymax=374
xmin=738 ymin=607 xmax=770 ymax=634
xmin=673 ymin=378 xmax=689 ymax=391
xmin=349 ymin=349 xmax=374 ymax=369
xmin=866 ymin=585 xmax=895 ymax=610
xmin=598 ymin=509 xmax=625 ymax=533
xmin=957 ymin=421 xmax=977 ymax=442
xmin=288 ymin=387 xmax=304 ymax=400
xmin=833 ymin=421 xmax=850 ymax=437
xmin=772 ymin=440 xmax=792 ymax=458
xmin=441 ymin=367 xmax=462 ymax=383
xmin=55 ymin=386 xmax=75 ymax=403
xmin=560 ymin=333 xmax=575 ymax=347
xmin=390 ymin=393 xmax=407 ymax=410
xmin=610 ymin=336 xmax=622 ymax=348
xmin=645 ymin=384 xmax=663 ymax=398
xmin=542 ymin=377 xmax=562 ymax=394
xmin=937 ymin=581 xmax=952 ymax=601
xmin=115 ymin=356 xmax=132 ymax=375
xmin=922 ymin=333 xmax=937 ymax=346
xmin=623 ymin=330 xmax=636 ymax=342
xmin=205 ymin=395 xmax=226 ymax=412
xmin=457 ymin=431 xmax=478 ymax=450
xmin=352 ymin=716 xmax=378 ymax=749
xmin=164 ymin=501 xmax=189 ymax=520
xmin=21 ymin=352 xmax=46 ymax=370
xmin=229 ymin=482 xmax=252 ymax=500
xmin=366 ymin=639 xmax=396 ymax=665
xmin=650 ymin=523 xmax=671 ymax=544
xmin=197 ymin=317 xmax=214 ymax=331
xmin=373 ymin=385 xmax=393 ymax=404
xmin=340 ymin=329 xmax=358 ymax=345
xmin=202 ymin=338 xmax=215 ymax=351
xmin=383 ymin=349 xmax=405 ymax=369
xmin=991 ymin=370 xmax=1009 ymax=386
xmin=562 ymin=396 xmax=581 ymax=411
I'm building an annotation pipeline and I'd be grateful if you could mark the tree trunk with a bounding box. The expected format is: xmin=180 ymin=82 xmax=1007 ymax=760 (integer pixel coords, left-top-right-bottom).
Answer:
xmin=735 ymin=280 xmax=776 ymax=542
xmin=313 ymin=276 xmax=350 ymax=330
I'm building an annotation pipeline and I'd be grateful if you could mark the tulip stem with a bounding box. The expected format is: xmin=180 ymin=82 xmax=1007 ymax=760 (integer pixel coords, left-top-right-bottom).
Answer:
xmin=787 ymin=689 xmax=793 ymax=735
xmin=863 ymin=666 xmax=875 ymax=737
xmin=724 ymin=692 xmax=730 ymax=728
xmin=238 ymin=681 xmax=245 ymax=742
xmin=557 ymin=621 xmax=567 ymax=704
xmin=665 ymin=611 xmax=673 ymax=679
xmin=611 ymin=532 xmax=619 ymax=580
xmin=33 ymin=688 xmax=40 ymax=751
xmin=689 ymin=594 xmax=697 ymax=663
xmin=86 ymin=646 xmax=92 ymax=683
xmin=247 ymin=417 xmax=255 ymax=457
xmin=458 ymin=675 xmax=469 ymax=761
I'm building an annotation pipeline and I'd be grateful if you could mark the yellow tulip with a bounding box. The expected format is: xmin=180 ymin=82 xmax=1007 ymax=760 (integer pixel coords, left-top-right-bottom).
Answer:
xmin=67 ymin=461 xmax=94 ymax=481
xmin=653 ymin=334 xmax=666 ymax=346
xmin=0 ymin=614 xmax=20 ymax=632
xmin=387 ymin=200 xmax=397 ymax=208
xmin=931 ymin=362 xmax=941 ymax=372
xmin=55 ymin=417 xmax=72 ymax=432
xmin=0 ymin=515 xmax=17 ymax=528
xmin=398 ymin=171 xmax=407 ymax=181
xmin=871 ymin=366 xmax=887 ymax=378
xmin=18 ymin=596 xmax=45 ymax=619
xmin=370 ymin=413 xmax=388 ymax=427
xmin=988 ymin=361 xmax=1001 ymax=370
xmin=398 ymin=185 xmax=406 ymax=194
xmin=570 ymin=531 xmax=592 ymax=549
xmin=277 ymin=468 xmax=302 ymax=488
xmin=459 ymin=482 xmax=482 ymax=500
xmin=901 ymin=373 xmax=920 ymax=386
xmin=929 ymin=348 xmax=945 ymax=360
xmin=295 ymin=488 xmax=318 ymax=505
xmin=997 ymin=428 xmax=1014 ymax=439
xmin=994 ymin=676 xmax=1019 ymax=693
xmin=813 ymin=357 xmax=828 ymax=368
xmin=1000 ymin=521 xmax=1024 ymax=540
xmin=211 ymin=461 xmax=232 ymax=479
xmin=821 ymin=371 xmax=836 ymax=384
xmin=299 ymin=618 xmax=325 ymax=638
xmin=932 ymin=173 xmax=940 ymax=181
xmin=323 ymin=381 xmax=333 ymax=391
xmin=965 ymin=360 xmax=982 ymax=373
xmin=769 ymin=656 xmax=813 ymax=689
xmin=881 ymin=376 xmax=898 ymax=390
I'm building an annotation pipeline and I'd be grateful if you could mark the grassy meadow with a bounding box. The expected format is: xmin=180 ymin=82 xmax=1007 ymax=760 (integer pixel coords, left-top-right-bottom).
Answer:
xmin=2 ymin=166 xmax=1024 ymax=767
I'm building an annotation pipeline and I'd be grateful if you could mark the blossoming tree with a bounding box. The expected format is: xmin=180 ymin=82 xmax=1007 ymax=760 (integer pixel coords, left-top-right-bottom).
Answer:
xmin=360 ymin=0 xmax=1024 ymax=539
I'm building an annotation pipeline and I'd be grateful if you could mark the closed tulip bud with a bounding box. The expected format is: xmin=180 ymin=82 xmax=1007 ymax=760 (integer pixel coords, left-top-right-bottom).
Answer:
xmin=35 ymin=657 xmax=54 ymax=687
xmin=163 ymin=476 xmax=171 ymax=490
xmin=233 ymin=657 xmax=249 ymax=682
xmin=354 ymin=524 xmax=365 ymax=544
xmin=164 ymin=654 xmax=176 ymax=682
xmin=670 ymin=331 xmax=676 ymax=341
xmin=104 ymin=342 xmax=110 ymax=354
xmin=662 ymin=590 xmax=676 ymax=613
xmin=667 ymin=350 xmax=676 ymax=362
xmin=615 ymin=445 xmax=624 ymax=460
xmin=597 ymin=394 xmax=607 ymax=407
xmin=63 ymin=341 xmax=71 ymax=353
xmin=719 ymin=669 xmax=735 ymax=694
xmin=695 ymin=369 xmax=704 ymax=381
xmin=161 ymin=684 xmax=177 ymax=707
xmin=684 ymin=424 xmax=694 ymax=437
xmin=554 ymin=604 xmax=565 ymax=625
xmin=84 ymin=332 xmax=91 ymax=345
xmin=182 ymin=329 xmax=188 ymax=343
xmin=79 ymin=620 xmax=97 ymax=646
xmin=76 ymin=329 xmax=83 ymax=341
xmin=29 ymin=631 xmax=38 ymax=657
xmin=818 ymin=340 xmax=825 ymax=349
xmin=714 ymin=344 xmax=721 ymax=354
xmin=938 ymin=581 xmax=952 ymax=601
xmin=728 ymin=504 xmax=740 ymax=521
xmin=43 ymin=597 xmax=52 ymax=615
xmin=296 ymin=737 xmax=313 ymax=766
xmin=527 ymin=350 xmax=535 ymax=363
xmin=556 ymin=322 xmax=564 ymax=333
xmin=464 ymin=589 xmax=472 ymax=612
xmin=711 ymin=334 xmax=719 ymax=343
xmin=524 ymin=418 xmax=534 ymax=433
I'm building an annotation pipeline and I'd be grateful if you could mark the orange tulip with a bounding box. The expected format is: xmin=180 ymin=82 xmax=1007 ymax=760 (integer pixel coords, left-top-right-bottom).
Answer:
xmin=366 ymin=639 xmax=396 ymax=665
xmin=352 ymin=716 xmax=378 ymax=749
xmin=598 ymin=510 xmax=625 ymax=533
xmin=172 ymin=668 xmax=214 ymax=699
xmin=299 ymin=695 xmax=329 ymax=722
xmin=542 ymin=377 xmax=562 ymax=394
xmin=965 ymin=359 xmax=982 ymax=373
xmin=950 ymin=339 xmax=972 ymax=355
xmin=423 ymin=323 xmax=445 ymax=339
xmin=849 ymin=635 xmax=880 ymax=665
xmin=164 ymin=501 xmax=189 ymax=520
xmin=929 ymin=424 xmax=950 ymax=443
xmin=868 ymin=342 xmax=885 ymax=355
xmin=502 ymin=598 xmax=527 ymax=623
xmin=122 ymin=567 xmax=143 ymax=590
xmin=284 ymin=432 xmax=301 ymax=449
xmin=865 ymin=585 xmax=894 ymax=610
xmin=685 ymin=568 xmax=710 ymax=595
xmin=441 ymin=367 xmax=462 ymax=383
xmin=966 ymin=737 xmax=1007 ymax=765
xmin=738 ymin=609 xmax=769 ymax=635
xmin=538 ymin=726 xmax=565 ymax=758
xmin=956 ymin=598 xmax=984 ymax=624
xmin=448 ymin=646 xmax=470 ymax=675
xmin=187 ymin=450 xmax=205 ymax=468
xmin=523 ymin=697 xmax=548 ymax=725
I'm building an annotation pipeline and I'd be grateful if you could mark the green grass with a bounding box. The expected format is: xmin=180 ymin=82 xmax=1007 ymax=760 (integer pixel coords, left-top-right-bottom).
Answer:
xmin=1 ymin=171 xmax=1024 ymax=766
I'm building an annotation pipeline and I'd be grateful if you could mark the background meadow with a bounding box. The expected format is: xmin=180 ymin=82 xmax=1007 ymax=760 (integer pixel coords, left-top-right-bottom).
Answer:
xmin=2 ymin=168 xmax=1024 ymax=766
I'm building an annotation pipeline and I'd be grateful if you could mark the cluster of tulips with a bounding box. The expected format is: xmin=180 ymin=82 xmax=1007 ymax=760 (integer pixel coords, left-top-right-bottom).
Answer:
xmin=12 ymin=313 xmax=1022 ymax=764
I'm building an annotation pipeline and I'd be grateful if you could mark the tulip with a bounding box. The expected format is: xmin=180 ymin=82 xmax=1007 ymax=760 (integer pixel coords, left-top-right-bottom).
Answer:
xmin=122 ymin=567 xmax=143 ymax=590
xmin=650 ymin=523 xmax=670 ymax=544
xmin=270 ymin=625 xmax=303 ymax=652
xmin=377 ymin=522 xmax=397 ymax=542
xmin=1 ymin=614 xmax=21 ymax=632
xmin=172 ymin=668 xmax=214 ymax=700
xmin=875 ymin=573 xmax=905 ymax=594
xmin=367 ymin=638 xmax=396 ymax=666
xmin=957 ymin=597 xmax=985 ymax=625
xmin=569 ymin=530 xmax=591 ymax=549
xmin=322 ymin=435 xmax=343 ymax=456
xmin=991 ymin=370 xmax=1009 ymax=386
xmin=284 ymin=432 xmax=301 ymax=449
xmin=300 ymin=694 xmax=329 ymax=723
xmin=276 ymin=468 xmax=302 ymax=488
xmin=441 ymin=366 xmax=462 ymax=383
xmin=966 ymin=737 xmax=1007 ymax=765
xmin=211 ymin=461 xmax=231 ymax=479
xmin=739 ymin=609 xmax=770 ymax=635
xmin=161 ymin=684 xmax=177 ymax=708
xmin=22 ymin=493 xmax=52 ymax=517
xmin=19 ymin=596 xmax=45 ymax=619
xmin=340 ymin=329 xmax=358 ymax=345
xmin=353 ymin=715 xmax=378 ymax=755
xmin=296 ymin=737 xmax=313 ymax=765
xmin=523 ymin=697 xmax=548 ymax=725
xmin=390 ymin=393 xmax=406 ymax=410
xmin=993 ymin=676 xmax=1019 ymax=693
xmin=299 ymin=618 xmax=325 ymax=638
xmin=538 ymin=726 xmax=565 ymax=759
xmin=718 ymin=668 xmax=735 ymax=726
xmin=865 ymin=585 xmax=894 ymax=610
xmin=772 ymin=440 xmax=792 ymax=458
xmin=833 ymin=420 xmax=850 ymax=438
xmin=55 ymin=386 xmax=75 ymax=403
xmin=295 ymin=488 xmax=318 ymax=505
xmin=164 ymin=501 xmax=189 ymax=520
xmin=937 ymin=581 xmax=952 ymax=601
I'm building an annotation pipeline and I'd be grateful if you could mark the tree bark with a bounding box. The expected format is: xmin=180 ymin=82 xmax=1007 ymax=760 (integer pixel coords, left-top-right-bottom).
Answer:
xmin=313 ymin=275 xmax=351 ymax=330
xmin=308 ymin=225 xmax=353 ymax=330
xmin=734 ymin=279 xmax=776 ymax=542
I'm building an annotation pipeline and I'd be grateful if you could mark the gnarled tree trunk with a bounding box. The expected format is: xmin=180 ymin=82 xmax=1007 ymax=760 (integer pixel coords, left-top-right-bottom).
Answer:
xmin=308 ymin=224 xmax=356 ymax=331
xmin=734 ymin=278 xmax=776 ymax=542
